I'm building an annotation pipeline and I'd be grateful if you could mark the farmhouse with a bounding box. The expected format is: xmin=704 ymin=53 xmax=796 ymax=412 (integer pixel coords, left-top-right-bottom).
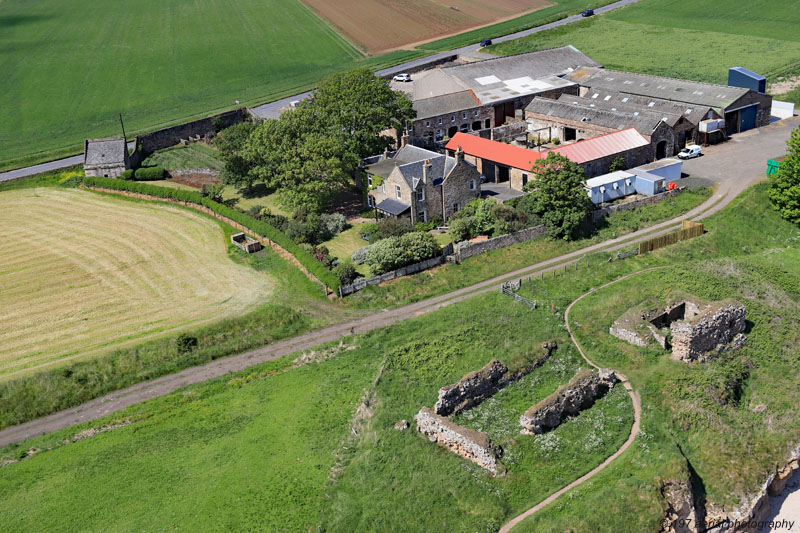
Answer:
xmin=564 ymin=67 xmax=772 ymax=135
xmin=83 ymin=137 xmax=130 ymax=178
xmin=362 ymin=145 xmax=481 ymax=222
xmin=407 ymin=46 xmax=600 ymax=146
xmin=445 ymin=127 xmax=652 ymax=192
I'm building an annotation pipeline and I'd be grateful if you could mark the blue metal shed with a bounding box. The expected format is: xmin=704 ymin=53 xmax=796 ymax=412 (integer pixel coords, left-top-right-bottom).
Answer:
xmin=728 ymin=67 xmax=766 ymax=94
xmin=631 ymin=170 xmax=667 ymax=196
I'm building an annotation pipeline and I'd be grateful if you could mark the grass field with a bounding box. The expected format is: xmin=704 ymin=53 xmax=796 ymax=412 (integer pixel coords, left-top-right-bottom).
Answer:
xmin=141 ymin=143 xmax=223 ymax=171
xmin=491 ymin=0 xmax=800 ymax=90
xmin=0 ymin=0 xmax=424 ymax=171
xmin=0 ymin=187 xmax=273 ymax=378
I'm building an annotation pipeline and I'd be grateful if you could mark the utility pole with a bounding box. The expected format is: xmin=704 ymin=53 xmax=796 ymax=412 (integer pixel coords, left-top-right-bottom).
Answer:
xmin=119 ymin=113 xmax=127 ymax=143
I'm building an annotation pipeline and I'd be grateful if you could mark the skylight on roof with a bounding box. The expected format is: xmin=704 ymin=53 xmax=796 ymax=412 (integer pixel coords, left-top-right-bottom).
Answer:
xmin=621 ymin=97 xmax=629 ymax=103
xmin=648 ymin=102 xmax=655 ymax=107
xmin=633 ymin=112 xmax=639 ymax=116
xmin=592 ymin=93 xmax=598 ymax=99
xmin=475 ymin=75 xmax=501 ymax=85
xmin=604 ymin=95 xmax=611 ymax=101
xmin=685 ymin=109 xmax=692 ymax=114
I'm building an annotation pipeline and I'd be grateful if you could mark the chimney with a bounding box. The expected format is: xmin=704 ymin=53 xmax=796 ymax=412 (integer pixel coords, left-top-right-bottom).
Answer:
xmin=422 ymin=159 xmax=431 ymax=185
xmin=400 ymin=129 xmax=411 ymax=148
xmin=455 ymin=146 xmax=464 ymax=162
xmin=383 ymin=146 xmax=389 ymax=160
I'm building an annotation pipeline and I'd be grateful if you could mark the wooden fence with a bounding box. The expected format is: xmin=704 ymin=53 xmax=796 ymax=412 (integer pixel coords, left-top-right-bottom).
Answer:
xmin=638 ymin=220 xmax=704 ymax=254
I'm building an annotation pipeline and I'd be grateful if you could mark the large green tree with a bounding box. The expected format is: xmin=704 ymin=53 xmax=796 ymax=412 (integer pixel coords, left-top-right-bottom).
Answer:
xmin=215 ymin=121 xmax=258 ymax=190
xmin=768 ymin=124 xmax=800 ymax=223
xmin=523 ymin=152 xmax=591 ymax=240
xmin=240 ymin=68 xmax=415 ymax=212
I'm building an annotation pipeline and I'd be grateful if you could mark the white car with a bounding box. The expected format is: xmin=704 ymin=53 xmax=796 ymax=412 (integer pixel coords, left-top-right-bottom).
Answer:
xmin=678 ymin=145 xmax=702 ymax=159
xmin=393 ymin=73 xmax=411 ymax=82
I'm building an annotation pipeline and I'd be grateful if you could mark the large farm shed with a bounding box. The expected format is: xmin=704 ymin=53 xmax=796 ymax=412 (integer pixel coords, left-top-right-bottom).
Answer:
xmin=408 ymin=46 xmax=600 ymax=146
xmin=565 ymin=67 xmax=772 ymax=135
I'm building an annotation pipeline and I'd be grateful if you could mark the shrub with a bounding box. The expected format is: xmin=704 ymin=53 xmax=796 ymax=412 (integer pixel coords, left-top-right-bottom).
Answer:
xmin=351 ymin=244 xmax=373 ymax=265
xmin=134 ymin=166 xmax=166 ymax=181
xmin=414 ymin=215 xmax=443 ymax=232
xmin=361 ymin=217 xmax=413 ymax=241
xmin=247 ymin=205 xmax=266 ymax=220
xmin=450 ymin=216 xmax=474 ymax=242
xmin=400 ymin=232 xmax=440 ymax=263
xmin=333 ymin=261 xmax=358 ymax=285
xmin=365 ymin=237 xmax=406 ymax=275
xmin=552 ymin=137 xmax=561 ymax=145
xmin=320 ymin=213 xmax=347 ymax=237
xmin=176 ymin=334 xmax=198 ymax=353
xmin=121 ymin=169 xmax=134 ymax=180
xmin=201 ymin=183 xmax=225 ymax=202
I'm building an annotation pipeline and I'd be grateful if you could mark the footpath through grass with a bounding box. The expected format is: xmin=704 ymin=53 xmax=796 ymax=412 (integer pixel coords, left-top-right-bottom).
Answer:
xmin=489 ymin=0 xmax=800 ymax=90
xmin=2 ymin=183 xmax=795 ymax=531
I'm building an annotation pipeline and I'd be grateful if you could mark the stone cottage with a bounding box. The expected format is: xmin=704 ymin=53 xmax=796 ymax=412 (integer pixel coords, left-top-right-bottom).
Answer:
xmin=83 ymin=137 xmax=130 ymax=178
xmin=362 ymin=145 xmax=481 ymax=222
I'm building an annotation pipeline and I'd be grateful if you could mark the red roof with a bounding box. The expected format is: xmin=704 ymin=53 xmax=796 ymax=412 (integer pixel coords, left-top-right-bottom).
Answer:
xmin=549 ymin=128 xmax=649 ymax=164
xmin=445 ymin=132 xmax=544 ymax=171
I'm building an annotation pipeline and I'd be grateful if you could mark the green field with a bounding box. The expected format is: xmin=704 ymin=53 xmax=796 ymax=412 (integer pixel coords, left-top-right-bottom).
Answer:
xmin=0 ymin=0 xmax=422 ymax=170
xmin=491 ymin=0 xmax=800 ymax=95
xmin=3 ymin=182 xmax=798 ymax=531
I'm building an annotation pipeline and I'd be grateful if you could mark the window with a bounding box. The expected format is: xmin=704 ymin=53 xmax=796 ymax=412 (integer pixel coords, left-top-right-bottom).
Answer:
xmin=367 ymin=175 xmax=373 ymax=188
xmin=474 ymin=110 xmax=479 ymax=116
xmin=438 ymin=118 xmax=443 ymax=125
xmin=367 ymin=195 xmax=375 ymax=207
xmin=522 ymin=173 xmax=528 ymax=187
xmin=417 ymin=209 xmax=427 ymax=223
xmin=425 ymin=121 xmax=431 ymax=127
xmin=381 ymin=183 xmax=386 ymax=193
xmin=417 ymin=188 xmax=425 ymax=202
xmin=469 ymin=179 xmax=476 ymax=191
xmin=462 ymin=112 xmax=467 ymax=119
xmin=453 ymin=202 xmax=461 ymax=213
xmin=395 ymin=185 xmax=401 ymax=199
xmin=451 ymin=115 xmax=455 ymax=122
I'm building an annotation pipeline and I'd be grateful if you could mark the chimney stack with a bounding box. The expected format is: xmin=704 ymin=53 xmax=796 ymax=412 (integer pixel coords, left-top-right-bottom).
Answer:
xmin=423 ymin=159 xmax=431 ymax=185
xmin=401 ymin=129 xmax=411 ymax=148
xmin=455 ymin=146 xmax=464 ymax=162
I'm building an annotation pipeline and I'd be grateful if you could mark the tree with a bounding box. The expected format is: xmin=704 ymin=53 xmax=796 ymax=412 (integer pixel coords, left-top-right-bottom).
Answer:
xmin=768 ymin=125 xmax=800 ymax=223
xmin=609 ymin=155 xmax=626 ymax=172
xmin=523 ymin=152 xmax=591 ymax=240
xmin=215 ymin=121 xmax=258 ymax=190
xmin=311 ymin=68 xmax=416 ymax=159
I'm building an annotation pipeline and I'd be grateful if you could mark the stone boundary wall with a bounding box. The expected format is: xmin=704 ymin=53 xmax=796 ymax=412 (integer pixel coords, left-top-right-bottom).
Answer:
xmin=452 ymin=224 xmax=546 ymax=263
xmin=169 ymin=168 xmax=219 ymax=178
xmin=84 ymin=187 xmax=328 ymax=293
xmin=338 ymin=249 xmax=452 ymax=297
xmin=519 ymin=368 xmax=617 ymax=435
xmin=131 ymin=108 xmax=248 ymax=162
xmin=434 ymin=341 xmax=557 ymax=416
xmin=591 ymin=188 xmax=683 ymax=222
xmin=670 ymin=302 xmax=746 ymax=363
xmin=377 ymin=55 xmax=459 ymax=79
xmin=414 ymin=407 xmax=503 ymax=475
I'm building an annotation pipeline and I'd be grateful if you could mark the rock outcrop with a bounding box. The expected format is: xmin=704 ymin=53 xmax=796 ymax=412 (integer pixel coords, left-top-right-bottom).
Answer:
xmin=671 ymin=302 xmax=746 ymax=363
xmin=414 ymin=407 xmax=503 ymax=475
xmin=660 ymin=480 xmax=701 ymax=533
xmin=519 ymin=368 xmax=617 ymax=435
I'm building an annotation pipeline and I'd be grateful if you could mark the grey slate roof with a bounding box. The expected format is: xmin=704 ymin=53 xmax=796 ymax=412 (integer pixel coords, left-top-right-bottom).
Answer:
xmin=413 ymin=90 xmax=481 ymax=120
xmin=84 ymin=137 xmax=127 ymax=166
xmin=365 ymin=144 xmax=457 ymax=190
xmin=580 ymin=89 xmax=716 ymax=125
xmin=557 ymin=94 xmax=682 ymax=127
xmin=526 ymin=97 xmax=666 ymax=136
xmin=375 ymin=198 xmax=410 ymax=216
xmin=565 ymin=67 xmax=749 ymax=111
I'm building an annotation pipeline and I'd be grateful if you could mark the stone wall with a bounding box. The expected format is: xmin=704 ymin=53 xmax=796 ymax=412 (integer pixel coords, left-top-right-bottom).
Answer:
xmin=670 ymin=302 xmax=747 ymax=363
xmin=519 ymin=368 xmax=617 ymax=434
xmin=452 ymin=224 xmax=546 ymax=263
xmin=434 ymin=360 xmax=509 ymax=416
xmin=442 ymin=155 xmax=482 ymax=220
xmin=415 ymin=407 xmax=503 ymax=475
xmin=132 ymin=108 xmax=248 ymax=157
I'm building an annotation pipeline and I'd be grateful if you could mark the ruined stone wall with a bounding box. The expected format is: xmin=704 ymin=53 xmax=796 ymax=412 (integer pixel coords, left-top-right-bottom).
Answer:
xmin=414 ymin=407 xmax=503 ymax=475
xmin=434 ymin=360 xmax=509 ymax=416
xmin=670 ymin=302 xmax=746 ymax=363
xmin=519 ymin=368 xmax=617 ymax=434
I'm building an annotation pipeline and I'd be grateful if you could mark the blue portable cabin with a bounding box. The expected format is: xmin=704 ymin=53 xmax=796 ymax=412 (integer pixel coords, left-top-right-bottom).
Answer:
xmin=630 ymin=170 xmax=668 ymax=196
xmin=584 ymin=171 xmax=636 ymax=204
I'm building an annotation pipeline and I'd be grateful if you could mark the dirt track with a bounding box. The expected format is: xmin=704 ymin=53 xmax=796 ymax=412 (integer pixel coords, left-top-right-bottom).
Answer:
xmin=0 ymin=117 xmax=796 ymax=448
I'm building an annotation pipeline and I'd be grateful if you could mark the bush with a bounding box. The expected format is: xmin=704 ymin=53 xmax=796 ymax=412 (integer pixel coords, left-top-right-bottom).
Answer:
xmin=320 ymin=213 xmax=347 ymax=238
xmin=134 ymin=166 xmax=166 ymax=181
xmin=333 ymin=261 xmax=358 ymax=285
xmin=450 ymin=216 xmax=474 ymax=242
xmin=365 ymin=237 xmax=406 ymax=275
xmin=414 ymin=215 xmax=443 ymax=232
xmin=201 ymin=183 xmax=225 ymax=202
xmin=81 ymin=177 xmax=341 ymax=291
xmin=176 ymin=334 xmax=198 ymax=353
xmin=121 ymin=169 xmax=134 ymax=180
xmin=400 ymin=232 xmax=440 ymax=263
xmin=361 ymin=217 xmax=413 ymax=242
xmin=351 ymin=243 xmax=373 ymax=265
xmin=247 ymin=205 xmax=266 ymax=220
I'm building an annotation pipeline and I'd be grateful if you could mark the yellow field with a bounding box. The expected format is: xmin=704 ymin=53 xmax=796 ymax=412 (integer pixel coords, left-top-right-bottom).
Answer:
xmin=0 ymin=188 xmax=273 ymax=379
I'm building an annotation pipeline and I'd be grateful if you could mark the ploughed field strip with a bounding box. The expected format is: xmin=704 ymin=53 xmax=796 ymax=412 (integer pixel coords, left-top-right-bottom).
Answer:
xmin=299 ymin=0 xmax=553 ymax=52
xmin=0 ymin=188 xmax=273 ymax=379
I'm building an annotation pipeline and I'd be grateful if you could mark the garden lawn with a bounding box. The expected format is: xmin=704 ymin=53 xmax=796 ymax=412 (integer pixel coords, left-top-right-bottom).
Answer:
xmin=490 ymin=0 xmax=800 ymax=86
xmin=322 ymin=222 xmax=370 ymax=275
xmin=141 ymin=143 xmax=224 ymax=171
xmin=0 ymin=0 xmax=423 ymax=170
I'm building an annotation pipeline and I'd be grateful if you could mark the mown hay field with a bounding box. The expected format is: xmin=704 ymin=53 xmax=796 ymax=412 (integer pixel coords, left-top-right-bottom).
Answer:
xmin=0 ymin=188 xmax=273 ymax=379
xmin=300 ymin=0 xmax=553 ymax=53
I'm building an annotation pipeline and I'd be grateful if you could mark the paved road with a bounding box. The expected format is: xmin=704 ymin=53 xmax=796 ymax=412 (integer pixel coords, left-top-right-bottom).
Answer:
xmin=250 ymin=0 xmax=641 ymax=119
xmin=0 ymin=116 xmax=794 ymax=447
xmin=500 ymin=268 xmax=666 ymax=533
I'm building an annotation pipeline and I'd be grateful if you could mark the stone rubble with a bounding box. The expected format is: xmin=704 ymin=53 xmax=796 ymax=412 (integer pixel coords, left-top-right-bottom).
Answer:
xmin=671 ymin=302 xmax=746 ymax=363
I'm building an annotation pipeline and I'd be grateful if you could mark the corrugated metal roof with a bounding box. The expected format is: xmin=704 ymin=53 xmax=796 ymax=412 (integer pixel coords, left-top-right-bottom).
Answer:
xmin=550 ymin=128 xmax=650 ymax=163
xmin=445 ymin=132 xmax=544 ymax=170
xmin=526 ymin=97 xmax=664 ymax=136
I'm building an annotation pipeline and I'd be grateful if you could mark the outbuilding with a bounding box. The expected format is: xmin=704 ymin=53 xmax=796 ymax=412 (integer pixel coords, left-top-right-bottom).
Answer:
xmin=584 ymin=171 xmax=636 ymax=204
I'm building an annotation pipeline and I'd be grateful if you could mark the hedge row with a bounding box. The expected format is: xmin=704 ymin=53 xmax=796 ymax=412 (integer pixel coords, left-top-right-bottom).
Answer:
xmin=82 ymin=177 xmax=341 ymax=291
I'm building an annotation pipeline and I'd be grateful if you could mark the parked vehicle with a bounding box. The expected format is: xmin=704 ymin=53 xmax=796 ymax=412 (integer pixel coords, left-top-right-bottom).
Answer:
xmin=393 ymin=73 xmax=411 ymax=82
xmin=581 ymin=9 xmax=594 ymax=16
xmin=479 ymin=39 xmax=492 ymax=47
xmin=678 ymin=145 xmax=702 ymax=159
xmin=289 ymin=100 xmax=301 ymax=108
